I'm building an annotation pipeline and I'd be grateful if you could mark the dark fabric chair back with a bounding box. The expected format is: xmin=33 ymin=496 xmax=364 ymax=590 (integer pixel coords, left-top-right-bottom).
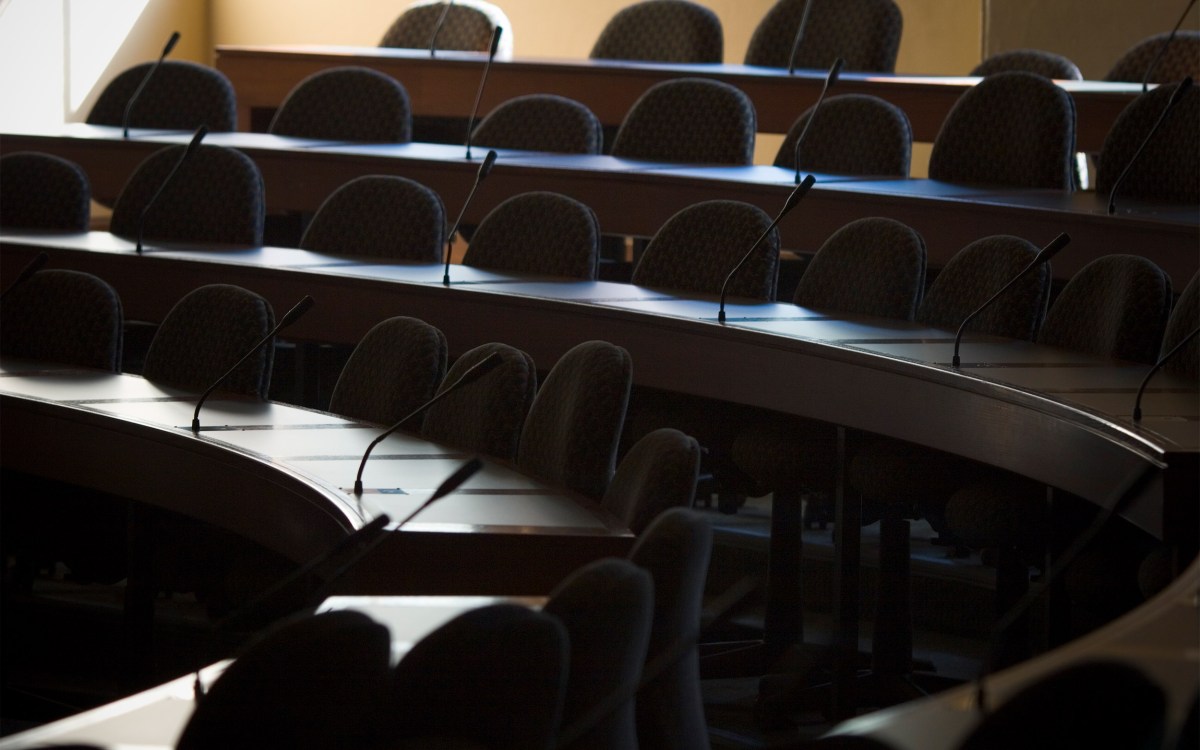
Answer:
xmin=793 ymin=216 xmax=927 ymax=320
xmin=462 ymin=191 xmax=601 ymax=279
xmin=1104 ymin=31 xmax=1200 ymax=84
xmin=0 ymin=152 xmax=91 ymax=231
xmin=472 ymin=94 xmax=603 ymax=154
xmin=143 ymin=284 xmax=275 ymax=398
xmin=86 ymin=60 xmax=236 ymax=132
xmin=300 ymin=175 xmax=445 ymax=262
xmin=774 ymin=94 xmax=912 ymax=177
xmin=929 ymin=71 xmax=1076 ymax=190
xmin=422 ymin=342 xmax=537 ymax=462
xmin=381 ymin=1 xmax=503 ymax=52
xmin=1096 ymin=81 xmax=1200 ymax=205
xmin=590 ymin=0 xmax=723 ymax=63
xmin=611 ymin=78 xmax=756 ymax=165
xmin=603 ymin=428 xmax=701 ymax=534
xmin=744 ymin=0 xmax=903 ymax=73
xmin=268 ymin=66 xmax=412 ymax=142
xmin=329 ymin=316 xmax=448 ymax=425
xmin=1 ymin=270 xmax=123 ymax=371
xmin=517 ymin=340 xmax=632 ymax=500
xmin=1162 ymin=271 xmax=1199 ymax=380
xmin=632 ymin=199 xmax=778 ymax=300
xmin=109 ymin=144 xmax=264 ymax=246
xmin=971 ymin=48 xmax=1083 ymax=79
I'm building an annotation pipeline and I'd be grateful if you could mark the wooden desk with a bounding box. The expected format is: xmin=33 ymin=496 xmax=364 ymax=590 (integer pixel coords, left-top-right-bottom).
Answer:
xmin=213 ymin=45 xmax=1144 ymax=152
xmin=0 ymin=362 xmax=632 ymax=594
xmin=4 ymin=127 xmax=1196 ymax=287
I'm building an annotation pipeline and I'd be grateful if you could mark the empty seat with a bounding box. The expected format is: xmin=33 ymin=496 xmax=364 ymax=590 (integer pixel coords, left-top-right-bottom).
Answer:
xmin=610 ymin=78 xmax=756 ymax=165
xmin=774 ymin=94 xmax=912 ymax=177
xmin=472 ymin=94 xmax=604 ymax=155
xmin=268 ymin=67 xmax=413 ymax=142
xmin=87 ymin=60 xmax=236 ymax=132
xmin=1096 ymin=80 xmax=1200 ymax=206
xmin=328 ymin=316 xmax=448 ymax=426
xmin=1105 ymin=30 xmax=1200 ymax=84
xmin=971 ymin=49 xmax=1083 ymax=79
xmin=300 ymin=176 xmax=445 ymax=262
xmin=602 ymin=427 xmax=702 ymax=534
xmin=1 ymin=269 xmax=123 ymax=371
xmin=462 ymin=192 xmax=601 ymax=280
xmin=744 ymin=0 xmax=903 ymax=73
xmin=0 ymin=152 xmax=91 ymax=231
xmin=381 ymin=0 xmax=513 ymax=58
xmin=590 ymin=0 xmax=723 ymax=64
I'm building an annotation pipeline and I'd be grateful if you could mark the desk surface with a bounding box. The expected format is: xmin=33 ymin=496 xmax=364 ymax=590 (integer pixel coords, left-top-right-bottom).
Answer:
xmin=213 ymin=44 xmax=1145 ymax=151
xmin=4 ymin=126 xmax=1196 ymax=287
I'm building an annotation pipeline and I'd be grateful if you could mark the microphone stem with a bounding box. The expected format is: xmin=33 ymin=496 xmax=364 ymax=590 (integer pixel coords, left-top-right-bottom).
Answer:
xmin=1133 ymin=325 xmax=1199 ymax=421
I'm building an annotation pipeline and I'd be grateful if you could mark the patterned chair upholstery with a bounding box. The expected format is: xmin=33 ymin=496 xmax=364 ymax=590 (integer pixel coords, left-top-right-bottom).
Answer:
xmin=421 ymin=342 xmax=537 ymax=462
xmin=1104 ymin=30 xmax=1200 ymax=84
xmin=590 ymin=0 xmax=723 ymax=63
xmin=472 ymin=95 xmax=604 ymax=155
xmin=381 ymin=0 xmax=513 ymax=59
xmin=971 ymin=48 xmax=1083 ymax=79
xmin=602 ymin=427 xmax=701 ymax=535
xmin=744 ymin=0 xmax=903 ymax=73
xmin=773 ymin=94 xmax=912 ymax=177
xmin=1 ymin=269 xmax=123 ymax=371
xmin=929 ymin=71 xmax=1076 ymax=190
xmin=627 ymin=508 xmax=713 ymax=750
xmin=1163 ymin=271 xmax=1199 ymax=380
xmin=543 ymin=558 xmax=653 ymax=750
xmin=610 ymin=78 xmax=756 ymax=165
xmin=268 ymin=67 xmax=412 ymax=142
xmin=0 ymin=152 xmax=91 ymax=231
xmin=86 ymin=60 xmax=237 ymax=132
xmin=517 ymin=340 xmax=632 ymax=500
xmin=632 ymin=200 xmax=778 ymax=300
xmin=329 ymin=316 xmax=448 ymax=426
xmin=1096 ymin=81 xmax=1200 ymax=206
xmin=387 ymin=603 xmax=568 ymax=750
xmin=462 ymin=192 xmax=601 ymax=280
xmin=142 ymin=284 xmax=276 ymax=398
xmin=109 ymin=144 xmax=264 ymax=246
xmin=300 ymin=176 xmax=445 ymax=262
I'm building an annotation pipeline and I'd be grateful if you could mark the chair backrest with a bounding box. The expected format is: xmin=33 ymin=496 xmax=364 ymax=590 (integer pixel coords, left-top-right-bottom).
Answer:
xmin=142 ymin=284 xmax=276 ymax=398
xmin=300 ymin=175 xmax=445 ymax=262
xmin=268 ymin=67 xmax=412 ymax=142
xmin=329 ymin=316 xmax=448 ymax=426
xmin=86 ymin=60 xmax=237 ymax=132
xmin=176 ymin=611 xmax=392 ymax=750
xmin=793 ymin=217 xmax=927 ymax=321
xmin=543 ymin=558 xmax=653 ymax=750
xmin=472 ymin=94 xmax=604 ymax=155
xmin=632 ymin=199 xmax=779 ymax=300
xmin=928 ymin=71 xmax=1076 ymax=190
xmin=1096 ymin=81 xmax=1200 ymax=205
xmin=0 ymin=269 xmax=123 ymax=371
xmin=602 ymin=428 xmax=701 ymax=535
xmin=422 ymin=342 xmax=537 ymax=462
xmin=1104 ymin=30 xmax=1200 ymax=84
xmin=627 ymin=507 xmax=713 ymax=750
xmin=610 ymin=78 xmax=756 ymax=166
xmin=108 ymin=144 xmax=265 ymax=247
xmin=0 ymin=152 xmax=91 ymax=231
xmin=462 ymin=192 xmax=601 ymax=280
xmin=971 ymin=48 xmax=1083 ymax=80
xmin=1038 ymin=254 xmax=1172 ymax=365
xmin=388 ymin=603 xmax=568 ymax=750
xmin=590 ymin=0 xmax=723 ymax=63
xmin=773 ymin=94 xmax=912 ymax=177
xmin=381 ymin=0 xmax=513 ymax=59
xmin=917 ymin=235 xmax=1051 ymax=341
xmin=744 ymin=0 xmax=903 ymax=73
xmin=517 ymin=340 xmax=632 ymax=500
xmin=1162 ymin=271 xmax=1199 ymax=380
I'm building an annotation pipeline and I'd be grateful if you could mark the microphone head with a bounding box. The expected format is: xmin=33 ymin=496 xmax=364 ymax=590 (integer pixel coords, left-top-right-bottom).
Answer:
xmin=785 ymin=173 xmax=817 ymax=213
xmin=186 ymin=125 xmax=209 ymax=154
xmin=489 ymin=26 xmax=503 ymax=57
xmin=163 ymin=31 xmax=181 ymax=57
xmin=479 ymin=150 xmax=498 ymax=179
xmin=458 ymin=351 xmax=503 ymax=386
xmin=1037 ymin=232 xmax=1070 ymax=262
xmin=1169 ymin=76 xmax=1194 ymax=105
xmin=279 ymin=295 xmax=316 ymax=328
xmin=428 ymin=457 xmax=484 ymax=502
xmin=828 ymin=57 xmax=845 ymax=86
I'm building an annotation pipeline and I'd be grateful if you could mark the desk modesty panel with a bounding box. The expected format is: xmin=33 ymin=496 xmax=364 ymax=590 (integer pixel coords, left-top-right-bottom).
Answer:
xmin=2 ymin=126 xmax=1196 ymax=286
xmin=213 ymin=45 xmax=1142 ymax=152
xmin=2 ymin=232 xmax=1195 ymax=548
xmin=0 ymin=363 xmax=632 ymax=594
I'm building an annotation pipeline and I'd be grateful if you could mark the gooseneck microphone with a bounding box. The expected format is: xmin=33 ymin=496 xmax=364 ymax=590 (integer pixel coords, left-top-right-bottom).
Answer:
xmin=442 ymin=149 xmax=498 ymax=286
xmin=0 ymin=252 xmax=49 ymax=301
xmin=717 ymin=174 xmax=816 ymax=324
xmin=1141 ymin=0 xmax=1197 ymax=92
xmin=123 ymin=31 xmax=181 ymax=138
xmin=191 ymin=295 xmax=315 ymax=432
xmin=428 ymin=0 xmax=455 ymax=57
xmin=465 ymin=26 xmax=503 ymax=160
xmin=785 ymin=0 xmax=814 ymax=75
xmin=1107 ymin=76 xmax=1193 ymax=216
xmin=951 ymin=233 xmax=1070 ymax=367
xmin=791 ymin=57 xmax=845 ymax=183
xmin=353 ymin=352 xmax=502 ymax=494
xmin=136 ymin=125 xmax=207 ymax=254
xmin=1133 ymin=325 xmax=1199 ymax=421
